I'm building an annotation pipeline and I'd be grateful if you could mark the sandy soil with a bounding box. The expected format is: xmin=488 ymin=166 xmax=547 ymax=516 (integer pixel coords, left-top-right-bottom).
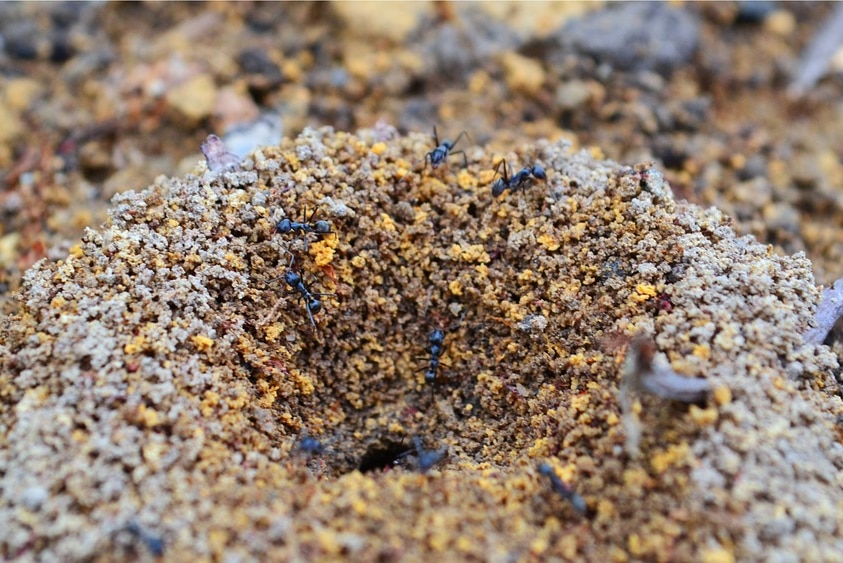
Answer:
xmin=2 ymin=2 xmax=843 ymax=561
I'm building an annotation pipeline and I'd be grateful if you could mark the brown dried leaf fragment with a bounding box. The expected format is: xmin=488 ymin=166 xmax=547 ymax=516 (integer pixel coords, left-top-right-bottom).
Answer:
xmin=200 ymin=134 xmax=241 ymax=173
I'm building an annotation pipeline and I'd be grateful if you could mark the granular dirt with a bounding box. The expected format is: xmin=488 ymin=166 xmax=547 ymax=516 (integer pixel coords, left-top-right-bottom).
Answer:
xmin=1 ymin=127 xmax=841 ymax=561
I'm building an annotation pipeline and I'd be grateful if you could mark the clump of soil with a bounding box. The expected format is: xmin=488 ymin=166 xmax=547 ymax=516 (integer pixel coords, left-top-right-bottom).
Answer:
xmin=1 ymin=127 xmax=841 ymax=560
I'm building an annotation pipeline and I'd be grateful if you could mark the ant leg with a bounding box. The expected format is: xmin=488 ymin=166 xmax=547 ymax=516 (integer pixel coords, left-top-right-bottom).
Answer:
xmin=451 ymin=130 xmax=470 ymax=150
xmin=266 ymin=250 xmax=296 ymax=285
xmin=304 ymin=301 xmax=318 ymax=329
xmin=492 ymin=158 xmax=507 ymax=181
xmin=288 ymin=227 xmax=310 ymax=253
xmin=432 ymin=125 xmax=440 ymax=147
xmin=450 ymin=150 xmax=468 ymax=169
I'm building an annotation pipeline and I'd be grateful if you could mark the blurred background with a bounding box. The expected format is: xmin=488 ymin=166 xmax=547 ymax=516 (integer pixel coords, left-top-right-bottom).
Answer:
xmin=2 ymin=1 xmax=843 ymax=314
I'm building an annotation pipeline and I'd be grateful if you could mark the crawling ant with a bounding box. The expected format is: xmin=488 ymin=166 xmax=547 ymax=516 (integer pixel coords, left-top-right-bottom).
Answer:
xmin=411 ymin=436 xmax=447 ymax=473
xmin=417 ymin=328 xmax=448 ymax=384
xmin=425 ymin=126 xmax=470 ymax=171
xmin=537 ymin=462 xmax=587 ymax=515
xmin=281 ymin=255 xmax=334 ymax=329
xmin=297 ymin=433 xmax=325 ymax=456
xmin=126 ymin=520 xmax=165 ymax=557
xmin=391 ymin=436 xmax=447 ymax=473
xmin=490 ymin=158 xmax=547 ymax=197
xmin=276 ymin=207 xmax=333 ymax=247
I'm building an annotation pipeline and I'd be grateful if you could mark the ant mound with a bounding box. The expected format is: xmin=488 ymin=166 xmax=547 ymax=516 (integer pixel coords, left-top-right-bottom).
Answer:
xmin=2 ymin=126 xmax=842 ymax=560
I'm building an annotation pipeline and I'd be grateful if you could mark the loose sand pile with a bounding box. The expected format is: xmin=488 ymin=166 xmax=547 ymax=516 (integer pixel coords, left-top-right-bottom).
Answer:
xmin=1 ymin=127 xmax=842 ymax=561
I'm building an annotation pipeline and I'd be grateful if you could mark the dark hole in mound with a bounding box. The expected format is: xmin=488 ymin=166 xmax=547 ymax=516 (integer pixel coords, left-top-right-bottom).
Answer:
xmin=357 ymin=439 xmax=412 ymax=473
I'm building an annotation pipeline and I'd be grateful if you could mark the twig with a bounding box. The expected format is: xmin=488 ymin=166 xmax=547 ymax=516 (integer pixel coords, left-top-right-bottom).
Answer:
xmin=803 ymin=276 xmax=843 ymax=345
xmin=789 ymin=4 xmax=843 ymax=97
xmin=624 ymin=337 xmax=711 ymax=403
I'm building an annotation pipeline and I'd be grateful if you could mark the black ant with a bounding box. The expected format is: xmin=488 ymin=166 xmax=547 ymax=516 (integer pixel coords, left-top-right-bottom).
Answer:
xmin=280 ymin=255 xmax=334 ymax=329
xmin=490 ymin=158 xmax=547 ymax=197
xmin=411 ymin=436 xmax=447 ymax=473
xmin=276 ymin=207 xmax=332 ymax=239
xmin=392 ymin=436 xmax=447 ymax=473
xmin=417 ymin=328 xmax=448 ymax=384
xmin=297 ymin=432 xmax=325 ymax=456
xmin=425 ymin=126 xmax=470 ymax=171
xmin=126 ymin=520 xmax=165 ymax=557
xmin=537 ymin=462 xmax=587 ymax=515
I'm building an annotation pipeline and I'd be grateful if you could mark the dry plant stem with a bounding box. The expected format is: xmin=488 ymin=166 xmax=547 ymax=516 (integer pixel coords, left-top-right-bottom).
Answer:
xmin=803 ymin=276 xmax=843 ymax=345
xmin=639 ymin=365 xmax=713 ymax=402
xmin=789 ymin=3 xmax=843 ymax=97
xmin=620 ymin=338 xmax=712 ymax=457
xmin=625 ymin=338 xmax=712 ymax=402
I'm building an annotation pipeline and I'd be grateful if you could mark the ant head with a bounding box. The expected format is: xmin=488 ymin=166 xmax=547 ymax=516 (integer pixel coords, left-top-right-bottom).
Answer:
xmin=276 ymin=218 xmax=292 ymax=233
xmin=314 ymin=220 xmax=331 ymax=234
xmin=430 ymin=328 xmax=445 ymax=345
xmin=531 ymin=164 xmax=547 ymax=181
xmin=284 ymin=270 xmax=301 ymax=285
xmin=491 ymin=179 xmax=507 ymax=197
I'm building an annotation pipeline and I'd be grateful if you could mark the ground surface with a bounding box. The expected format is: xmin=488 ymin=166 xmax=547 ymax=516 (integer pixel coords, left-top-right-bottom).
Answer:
xmin=1 ymin=2 xmax=843 ymax=561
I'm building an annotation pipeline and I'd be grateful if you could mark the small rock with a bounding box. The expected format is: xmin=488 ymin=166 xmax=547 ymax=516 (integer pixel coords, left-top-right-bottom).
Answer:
xmin=331 ymin=2 xmax=430 ymax=43
xmin=558 ymin=3 xmax=700 ymax=75
xmin=518 ymin=314 xmax=548 ymax=333
xmin=476 ymin=1 xmax=590 ymax=38
xmin=500 ymin=52 xmax=546 ymax=95
xmin=735 ymin=1 xmax=777 ymax=25
xmin=223 ymin=113 xmax=284 ymax=159
xmin=78 ymin=140 xmax=112 ymax=176
xmin=19 ymin=485 xmax=48 ymax=511
xmin=50 ymin=33 xmax=75 ymax=63
xmin=237 ymin=48 xmax=284 ymax=93
xmin=0 ymin=233 xmax=21 ymax=270
xmin=409 ymin=6 xmax=520 ymax=81
xmin=791 ymin=153 xmax=823 ymax=189
xmin=3 ymin=21 xmax=44 ymax=60
xmin=763 ymin=9 xmax=796 ymax=37
xmin=4 ymin=78 xmax=44 ymax=112
xmin=0 ymin=104 xmax=24 ymax=145
xmin=212 ymin=86 xmax=261 ymax=133
xmin=103 ymin=167 xmax=153 ymax=201
xmin=555 ymin=80 xmax=592 ymax=111
xmin=165 ymin=74 xmax=217 ymax=127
